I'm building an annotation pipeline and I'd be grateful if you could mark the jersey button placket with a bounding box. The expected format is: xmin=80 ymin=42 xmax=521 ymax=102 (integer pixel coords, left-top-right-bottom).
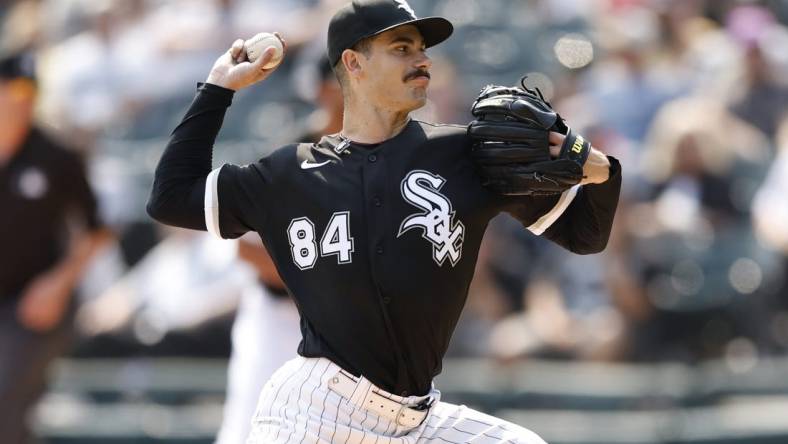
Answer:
xmin=363 ymin=151 xmax=385 ymax=262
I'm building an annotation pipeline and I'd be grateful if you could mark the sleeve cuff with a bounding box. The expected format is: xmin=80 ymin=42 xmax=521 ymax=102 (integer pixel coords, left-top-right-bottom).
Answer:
xmin=204 ymin=166 xmax=225 ymax=239
xmin=606 ymin=156 xmax=621 ymax=181
xmin=196 ymin=82 xmax=235 ymax=106
xmin=584 ymin=156 xmax=622 ymax=193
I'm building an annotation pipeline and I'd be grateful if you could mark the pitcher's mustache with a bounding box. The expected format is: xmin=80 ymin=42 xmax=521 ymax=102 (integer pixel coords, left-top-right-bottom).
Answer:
xmin=404 ymin=70 xmax=431 ymax=82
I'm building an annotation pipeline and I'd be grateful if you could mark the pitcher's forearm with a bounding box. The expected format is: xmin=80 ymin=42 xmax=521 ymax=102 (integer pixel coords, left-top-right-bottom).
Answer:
xmin=147 ymin=84 xmax=234 ymax=229
xmin=147 ymin=35 xmax=287 ymax=230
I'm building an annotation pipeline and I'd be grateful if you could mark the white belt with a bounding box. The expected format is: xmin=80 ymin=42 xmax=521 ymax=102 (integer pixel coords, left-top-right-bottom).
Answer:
xmin=327 ymin=371 xmax=432 ymax=428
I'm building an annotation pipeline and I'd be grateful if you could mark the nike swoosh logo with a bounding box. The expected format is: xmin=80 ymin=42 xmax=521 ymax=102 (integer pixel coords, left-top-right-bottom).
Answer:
xmin=300 ymin=159 xmax=331 ymax=170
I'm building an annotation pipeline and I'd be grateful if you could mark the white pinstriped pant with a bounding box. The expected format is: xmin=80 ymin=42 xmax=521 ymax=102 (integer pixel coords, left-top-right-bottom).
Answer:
xmin=246 ymin=356 xmax=547 ymax=443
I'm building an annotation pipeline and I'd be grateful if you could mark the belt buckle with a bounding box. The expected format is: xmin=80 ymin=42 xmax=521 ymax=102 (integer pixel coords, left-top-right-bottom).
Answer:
xmin=413 ymin=396 xmax=434 ymax=411
xmin=396 ymin=407 xmax=419 ymax=427
xmin=396 ymin=396 xmax=433 ymax=427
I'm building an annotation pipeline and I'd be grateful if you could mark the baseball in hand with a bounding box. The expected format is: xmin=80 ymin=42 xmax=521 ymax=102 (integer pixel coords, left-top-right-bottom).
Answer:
xmin=244 ymin=32 xmax=283 ymax=69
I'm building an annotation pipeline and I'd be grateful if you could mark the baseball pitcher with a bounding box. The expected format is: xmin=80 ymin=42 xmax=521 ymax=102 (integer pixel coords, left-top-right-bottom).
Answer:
xmin=148 ymin=1 xmax=621 ymax=442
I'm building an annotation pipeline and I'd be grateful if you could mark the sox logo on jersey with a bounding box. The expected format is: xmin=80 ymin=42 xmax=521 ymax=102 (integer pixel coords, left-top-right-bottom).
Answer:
xmin=398 ymin=170 xmax=464 ymax=266
xmin=286 ymin=169 xmax=464 ymax=269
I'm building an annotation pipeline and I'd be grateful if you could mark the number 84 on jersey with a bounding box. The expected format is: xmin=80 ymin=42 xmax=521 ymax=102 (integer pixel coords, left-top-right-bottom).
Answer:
xmin=287 ymin=211 xmax=354 ymax=270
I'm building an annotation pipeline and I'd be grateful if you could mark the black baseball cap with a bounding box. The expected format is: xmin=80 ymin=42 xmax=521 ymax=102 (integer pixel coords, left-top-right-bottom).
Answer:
xmin=327 ymin=0 xmax=453 ymax=67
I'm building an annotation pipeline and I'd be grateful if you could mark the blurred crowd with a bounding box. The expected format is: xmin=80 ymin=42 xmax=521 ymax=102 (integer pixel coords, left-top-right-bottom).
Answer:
xmin=2 ymin=0 xmax=788 ymax=440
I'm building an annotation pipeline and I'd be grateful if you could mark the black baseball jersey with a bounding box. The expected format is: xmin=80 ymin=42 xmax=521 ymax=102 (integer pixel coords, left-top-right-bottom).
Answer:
xmin=148 ymin=83 xmax=621 ymax=395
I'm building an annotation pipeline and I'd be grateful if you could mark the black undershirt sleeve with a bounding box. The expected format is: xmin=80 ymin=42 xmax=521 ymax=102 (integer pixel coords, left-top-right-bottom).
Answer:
xmin=146 ymin=83 xmax=235 ymax=230
xmin=542 ymin=156 xmax=622 ymax=254
xmin=499 ymin=156 xmax=622 ymax=255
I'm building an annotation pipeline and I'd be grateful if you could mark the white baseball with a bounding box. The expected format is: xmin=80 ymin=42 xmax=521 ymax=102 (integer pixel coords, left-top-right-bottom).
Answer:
xmin=244 ymin=32 xmax=283 ymax=69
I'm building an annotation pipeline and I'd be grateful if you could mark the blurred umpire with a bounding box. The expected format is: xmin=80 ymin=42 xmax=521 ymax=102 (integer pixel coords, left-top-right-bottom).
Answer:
xmin=0 ymin=51 xmax=111 ymax=443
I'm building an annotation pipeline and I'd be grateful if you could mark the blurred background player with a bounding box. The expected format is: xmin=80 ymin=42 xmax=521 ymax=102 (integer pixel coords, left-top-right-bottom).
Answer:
xmin=214 ymin=235 xmax=300 ymax=444
xmin=0 ymin=51 xmax=111 ymax=444
xmin=295 ymin=56 xmax=344 ymax=143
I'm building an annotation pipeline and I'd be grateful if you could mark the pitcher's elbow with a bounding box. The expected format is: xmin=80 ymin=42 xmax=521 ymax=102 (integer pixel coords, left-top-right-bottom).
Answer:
xmin=571 ymin=237 xmax=608 ymax=255
xmin=146 ymin=193 xmax=169 ymax=224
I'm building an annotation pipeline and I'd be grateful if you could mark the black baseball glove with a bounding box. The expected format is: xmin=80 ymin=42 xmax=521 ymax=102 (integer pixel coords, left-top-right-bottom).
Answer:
xmin=467 ymin=78 xmax=591 ymax=196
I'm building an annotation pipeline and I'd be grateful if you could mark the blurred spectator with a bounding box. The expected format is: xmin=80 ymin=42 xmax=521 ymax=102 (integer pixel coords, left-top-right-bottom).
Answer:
xmin=0 ymin=51 xmax=111 ymax=444
xmin=39 ymin=0 xmax=161 ymax=143
xmin=151 ymin=0 xmax=327 ymax=51
xmin=656 ymin=2 xmax=743 ymax=98
xmin=75 ymin=230 xmax=248 ymax=356
xmin=581 ymin=5 xmax=685 ymax=144
xmin=726 ymin=4 xmax=788 ymax=141
xmin=640 ymin=96 xmax=770 ymax=197
xmin=488 ymin=240 xmax=626 ymax=362
xmin=752 ymin=116 xmax=788 ymax=256
xmin=0 ymin=0 xmax=42 ymax=53
xmin=752 ymin=115 xmax=788 ymax=351
xmin=617 ymin=96 xmax=777 ymax=362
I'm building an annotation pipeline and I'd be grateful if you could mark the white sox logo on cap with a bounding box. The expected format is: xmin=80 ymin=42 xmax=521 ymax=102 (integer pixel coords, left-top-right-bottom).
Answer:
xmin=397 ymin=170 xmax=464 ymax=267
xmin=394 ymin=0 xmax=417 ymax=19
xmin=327 ymin=0 xmax=453 ymax=66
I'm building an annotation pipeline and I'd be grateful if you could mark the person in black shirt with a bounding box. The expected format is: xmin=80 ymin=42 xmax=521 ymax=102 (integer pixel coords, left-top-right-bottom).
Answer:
xmin=147 ymin=1 xmax=621 ymax=442
xmin=0 ymin=52 xmax=111 ymax=444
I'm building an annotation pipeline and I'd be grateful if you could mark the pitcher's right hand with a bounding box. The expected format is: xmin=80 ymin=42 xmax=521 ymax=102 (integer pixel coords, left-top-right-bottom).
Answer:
xmin=205 ymin=33 xmax=286 ymax=91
